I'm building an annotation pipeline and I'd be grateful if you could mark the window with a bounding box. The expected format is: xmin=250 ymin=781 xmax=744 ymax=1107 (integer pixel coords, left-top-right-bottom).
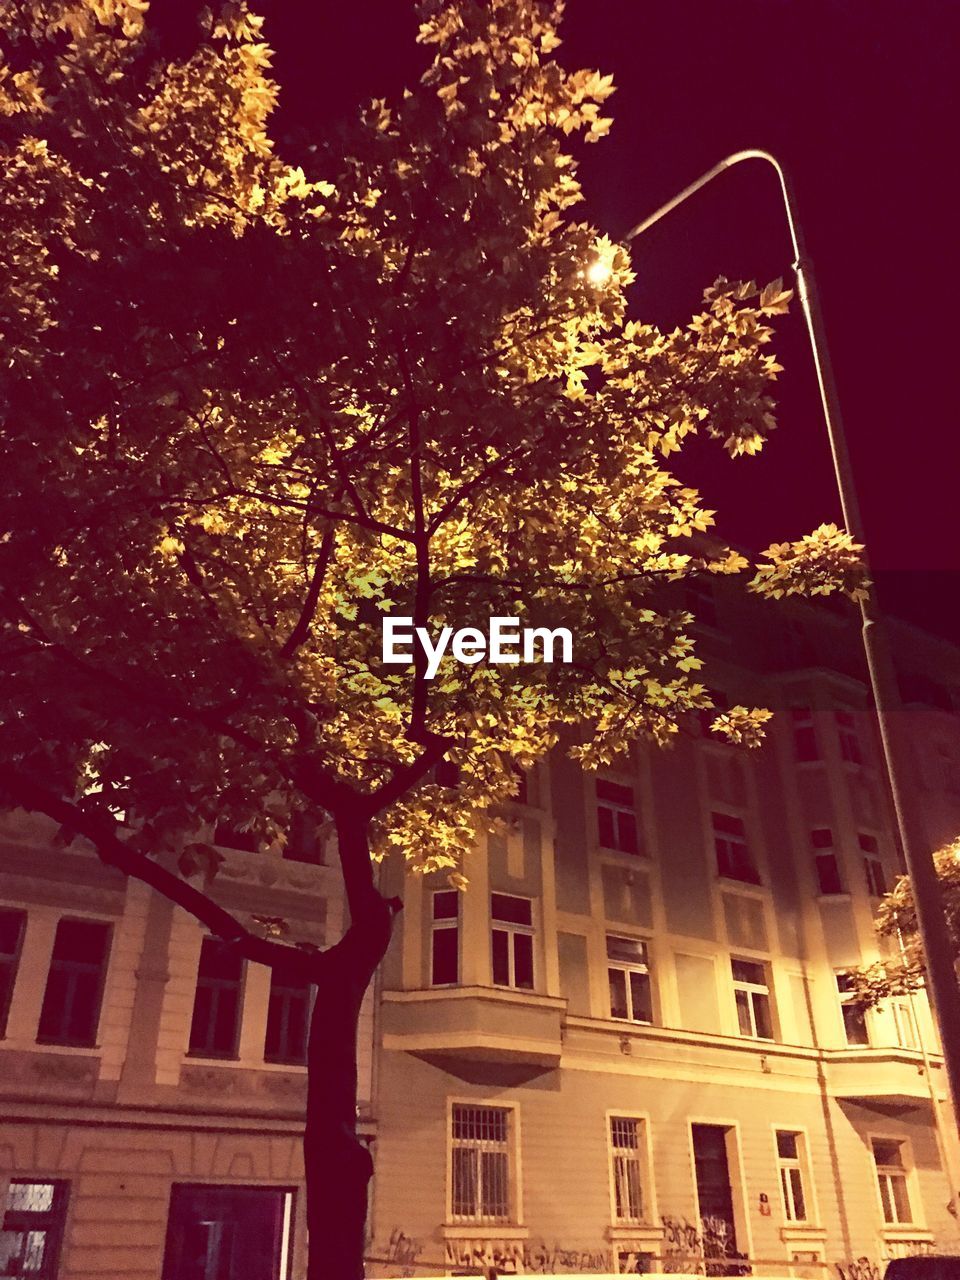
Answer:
xmin=791 ymin=706 xmax=819 ymax=762
xmin=188 ymin=937 xmax=244 ymax=1058
xmin=609 ymin=1117 xmax=646 ymax=1224
xmin=713 ymin=813 xmax=759 ymax=884
xmin=0 ymin=909 xmax=26 ymax=1038
xmin=812 ymin=829 xmax=844 ymax=895
xmin=162 ymin=1184 xmax=295 ymax=1280
xmin=37 ymin=918 xmax=111 ymax=1047
xmin=596 ymin=779 xmax=639 ymax=854
xmin=213 ymin=821 xmax=258 ymax=852
xmin=450 ymin=1104 xmax=512 ymax=1224
xmin=0 ymin=1181 xmax=69 ymax=1279
xmin=686 ymin=579 xmax=718 ymax=629
xmin=860 ymin=835 xmax=887 ymax=897
xmin=836 ymin=972 xmax=869 ymax=1046
xmin=732 ymin=958 xmax=773 ymax=1040
xmin=431 ymin=890 xmax=460 ymax=986
xmin=891 ymin=999 xmax=918 ymax=1050
xmin=607 ymin=935 xmax=653 ymax=1023
xmin=282 ymin=811 xmax=324 ymax=864
xmin=872 ymin=1140 xmax=913 ymax=1225
xmin=511 ymin=764 xmax=528 ymax=806
xmin=776 ymin=1131 xmax=809 ymax=1222
xmin=264 ymin=972 xmax=312 ymax=1065
xmin=835 ymin=709 xmax=862 ymax=764
xmin=435 ymin=759 xmax=460 ymax=789
xmin=491 ymin=894 xmax=534 ymax=989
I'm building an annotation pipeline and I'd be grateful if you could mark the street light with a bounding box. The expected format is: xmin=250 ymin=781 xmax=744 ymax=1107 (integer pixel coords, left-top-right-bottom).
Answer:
xmin=624 ymin=150 xmax=960 ymax=1140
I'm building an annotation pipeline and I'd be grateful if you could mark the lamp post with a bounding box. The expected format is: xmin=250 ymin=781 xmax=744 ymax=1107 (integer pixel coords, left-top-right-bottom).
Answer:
xmin=624 ymin=150 xmax=960 ymax=1136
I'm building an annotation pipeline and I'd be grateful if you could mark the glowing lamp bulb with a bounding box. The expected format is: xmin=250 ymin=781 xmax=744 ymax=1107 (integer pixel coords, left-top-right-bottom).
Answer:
xmin=586 ymin=259 xmax=612 ymax=286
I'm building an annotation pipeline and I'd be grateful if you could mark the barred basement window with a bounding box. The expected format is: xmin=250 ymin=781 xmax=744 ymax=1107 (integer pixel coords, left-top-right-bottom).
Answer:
xmin=1 ymin=1181 xmax=69 ymax=1279
xmin=491 ymin=893 xmax=534 ymax=989
xmin=713 ymin=813 xmax=759 ymax=884
xmin=431 ymin=890 xmax=460 ymax=986
xmin=264 ymin=972 xmax=313 ymax=1065
xmin=872 ymin=1140 xmax=913 ymax=1225
xmin=450 ymin=1104 xmax=512 ymax=1224
xmin=776 ymin=1131 xmax=809 ymax=1222
xmin=0 ymin=908 xmax=26 ymax=1038
xmin=596 ymin=779 xmax=639 ymax=854
xmin=811 ymin=828 xmax=843 ymax=894
xmin=607 ymin=935 xmax=653 ymax=1024
xmin=836 ymin=972 xmax=869 ymax=1046
xmin=609 ymin=1116 xmax=645 ymax=1223
xmin=189 ymin=937 xmax=244 ymax=1058
xmin=732 ymin=958 xmax=773 ymax=1040
xmin=37 ymin=918 xmax=111 ymax=1047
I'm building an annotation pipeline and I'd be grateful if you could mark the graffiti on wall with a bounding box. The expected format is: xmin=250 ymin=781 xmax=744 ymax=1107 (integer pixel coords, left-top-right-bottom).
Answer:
xmin=660 ymin=1214 xmax=750 ymax=1276
xmin=443 ymin=1238 xmax=613 ymax=1273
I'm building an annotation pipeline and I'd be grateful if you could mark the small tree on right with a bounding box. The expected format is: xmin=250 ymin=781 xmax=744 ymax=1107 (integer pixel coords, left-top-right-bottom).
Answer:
xmin=850 ymin=840 xmax=960 ymax=1005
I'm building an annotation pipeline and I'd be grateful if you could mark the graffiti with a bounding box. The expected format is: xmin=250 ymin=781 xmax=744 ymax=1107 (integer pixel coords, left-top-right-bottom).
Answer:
xmin=835 ymin=1258 xmax=881 ymax=1280
xmin=443 ymin=1237 xmax=612 ymax=1274
xmin=660 ymin=1214 xmax=750 ymax=1276
xmin=369 ymin=1227 xmax=423 ymax=1278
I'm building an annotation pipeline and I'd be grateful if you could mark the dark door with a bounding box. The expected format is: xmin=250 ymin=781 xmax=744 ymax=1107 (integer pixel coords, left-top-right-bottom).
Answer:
xmin=691 ymin=1124 xmax=747 ymax=1275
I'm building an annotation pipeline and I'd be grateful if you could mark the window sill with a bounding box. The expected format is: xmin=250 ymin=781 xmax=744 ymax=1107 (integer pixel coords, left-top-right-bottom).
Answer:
xmin=185 ymin=1051 xmax=241 ymax=1063
xmin=781 ymin=1225 xmax=827 ymax=1243
xmin=716 ymin=875 xmax=765 ymax=892
xmin=880 ymin=1227 xmax=933 ymax=1243
xmin=32 ymin=1040 xmax=100 ymax=1054
xmin=442 ymin=1224 xmax=528 ymax=1240
xmin=607 ymin=1224 xmax=664 ymax=1244
xmin=816 ymin=892 xmax=852 ymax=903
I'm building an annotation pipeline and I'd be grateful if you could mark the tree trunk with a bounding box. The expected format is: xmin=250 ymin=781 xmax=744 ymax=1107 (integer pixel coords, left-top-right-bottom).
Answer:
xmin=301 ymin=809 xmax=396 ymax=1280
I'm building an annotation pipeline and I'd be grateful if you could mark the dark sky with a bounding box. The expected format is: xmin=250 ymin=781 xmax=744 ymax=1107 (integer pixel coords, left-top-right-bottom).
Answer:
xmin=260 ymin=0 xmax=958 ymax=639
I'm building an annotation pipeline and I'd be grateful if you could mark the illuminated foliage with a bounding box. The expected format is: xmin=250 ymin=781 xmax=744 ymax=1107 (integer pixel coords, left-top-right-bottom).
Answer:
xmin=0 ymin=0 xmax=866 ymax=885
xmin=849 ymin=841 xmax=960 ymax=1006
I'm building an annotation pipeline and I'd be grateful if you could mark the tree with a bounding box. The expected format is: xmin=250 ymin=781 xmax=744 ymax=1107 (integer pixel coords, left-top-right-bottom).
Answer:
xmin=849 ymin=841 xmax=960 ymax=1007
xmin=0 ymin=1 xmax=865 ymax=1275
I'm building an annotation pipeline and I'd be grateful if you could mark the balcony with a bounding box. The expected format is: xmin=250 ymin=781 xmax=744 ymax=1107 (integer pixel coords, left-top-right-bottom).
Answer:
xmin=380 ymin=986 xmax=565 ymax=1068
xmin=825 ymin=1047 xmax=944 ymax=1109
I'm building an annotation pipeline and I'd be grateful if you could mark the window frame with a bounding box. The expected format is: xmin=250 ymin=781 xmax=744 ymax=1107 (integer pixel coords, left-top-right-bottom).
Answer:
xmin=36 ymin=916 xmax=112 ymax=1048
xmin=188 ymin=936 xmax=246 ymax=1060
xmin=811 ymin=828 xmax=844 ymax=895
xmin=161 ymin=1182 xmax=296 ymax=1280
xmin=835 ymin=971 xmax=870 ymax=1046
xmin=870 ymin=1137 xmax=917 ymax=1227
xmin=606 ymin=934 xmax=654 ymax=1025
xmin=447 ymin=1100 xmax=520 ymax=1227
xmin=774 ymin=1129 xmax=813 ymax=1224
xmin=490 ymin=893 xmax=535 ymax=991
xmin=1 ymin=1178 xmax=70 ymax=1280
xmin=607 ymin=1112 xmax=652 ymax=1227
xmin=835 ymin=707 xmax=863 ymax=765
xmin=791 ymin=705 xmax=819 ymax=762
xmin=595 ymin=777 xmax=641 ymax=856
xmin=731 ymin=957 xmax=775 ymax=1041
xmin=712 ymin=811 xmax=760 ymax=885
xmin=430 ymin=889 xmax=460 ymax=988
xmin=0 ymin=907 xmax=27 ymax=1039
xmin=860 ymin=834 xmax=887 ymax=898
xmin=263 ymin=970 xmax=314 ymax=1066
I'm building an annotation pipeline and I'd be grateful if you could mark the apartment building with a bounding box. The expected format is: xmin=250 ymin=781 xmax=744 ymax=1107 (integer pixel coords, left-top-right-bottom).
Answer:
xmin=0 ymin=820 xmax=357 ymax=1280
xmin=2 ymin=589 xmax=960 ymax=1280
xmin=370 ymin=592 xmax=960 ymax=1276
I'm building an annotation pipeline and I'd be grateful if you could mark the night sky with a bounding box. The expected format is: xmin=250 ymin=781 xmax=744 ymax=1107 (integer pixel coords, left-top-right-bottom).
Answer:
xmin=258 ymin=0 xmax=958 ymax=639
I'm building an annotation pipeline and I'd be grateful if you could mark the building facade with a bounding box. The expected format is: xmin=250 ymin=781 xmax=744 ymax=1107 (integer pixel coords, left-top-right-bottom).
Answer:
xmin=0 ymin=820 xmax=364 ymax=1280
xmin=370 ymin=595 xmax=960 ymax=1277
xmin=2 ymin=591 xmax=960 ymax=1279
